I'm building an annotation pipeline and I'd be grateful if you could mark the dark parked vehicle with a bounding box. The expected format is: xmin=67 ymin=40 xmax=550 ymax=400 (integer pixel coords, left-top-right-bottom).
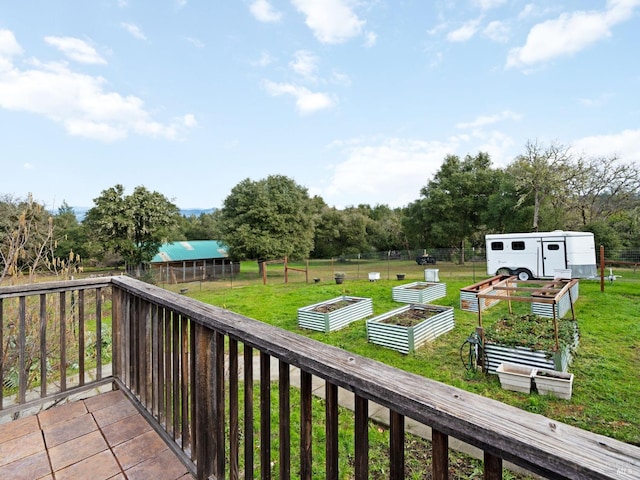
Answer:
xmin=416 ymin=254 xmax=436 ymax=265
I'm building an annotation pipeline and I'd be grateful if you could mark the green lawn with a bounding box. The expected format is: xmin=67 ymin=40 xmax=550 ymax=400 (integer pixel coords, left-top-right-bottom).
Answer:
xmin=180 ymin=259 xmax=640 ymax=446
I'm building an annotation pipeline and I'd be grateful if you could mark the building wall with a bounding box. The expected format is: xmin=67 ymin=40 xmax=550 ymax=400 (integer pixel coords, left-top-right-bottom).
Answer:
xmin=151 ymin=259 xmax=239 ymax=284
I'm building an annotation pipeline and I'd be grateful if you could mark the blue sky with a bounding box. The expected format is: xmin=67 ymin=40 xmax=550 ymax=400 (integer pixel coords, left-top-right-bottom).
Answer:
xmin=1 ymin=0 xmax=639 ymax=211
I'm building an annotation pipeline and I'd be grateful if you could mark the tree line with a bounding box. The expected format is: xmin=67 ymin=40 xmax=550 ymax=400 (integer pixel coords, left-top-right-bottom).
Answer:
xmin=1 ymin=141 xmax=639 ymax=281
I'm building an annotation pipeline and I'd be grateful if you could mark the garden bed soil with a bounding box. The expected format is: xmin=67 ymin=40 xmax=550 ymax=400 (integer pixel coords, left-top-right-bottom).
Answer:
xmin=380 ymin=307 xmax=439 ymax=327
xmin=312 ymin=299 xmax=358 ymax=313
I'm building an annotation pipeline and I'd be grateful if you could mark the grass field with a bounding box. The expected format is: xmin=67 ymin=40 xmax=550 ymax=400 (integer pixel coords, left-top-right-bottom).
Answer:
xmin=172 ymin=258 xmax=640 ymax=448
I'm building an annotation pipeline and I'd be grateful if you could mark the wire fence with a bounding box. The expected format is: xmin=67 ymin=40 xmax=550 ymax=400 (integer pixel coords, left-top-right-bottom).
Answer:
xmin=147 ymin=247 xmax=639 ymax=286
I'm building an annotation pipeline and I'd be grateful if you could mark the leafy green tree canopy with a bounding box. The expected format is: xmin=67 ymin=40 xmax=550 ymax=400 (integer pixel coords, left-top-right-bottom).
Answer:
xmin=413 ymin=152 xmax=499 ymax=258
xmin=84 ymin=185 xmax=180 ymax=269
xmin=217 ymin=175 xmax=315 ymax=262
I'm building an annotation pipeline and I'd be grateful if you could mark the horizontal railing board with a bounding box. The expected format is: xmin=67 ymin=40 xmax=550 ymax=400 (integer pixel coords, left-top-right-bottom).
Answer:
xmin=0 ymin=277 xmax=112 ymax=299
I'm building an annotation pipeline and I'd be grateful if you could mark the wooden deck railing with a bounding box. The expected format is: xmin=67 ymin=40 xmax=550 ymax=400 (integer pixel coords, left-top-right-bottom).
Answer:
xmin=1 ymin=276 xmax=639 ymax=479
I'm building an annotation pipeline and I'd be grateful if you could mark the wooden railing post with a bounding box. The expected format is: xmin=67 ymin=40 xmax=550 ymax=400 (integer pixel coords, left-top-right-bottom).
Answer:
xmin=279 ymin=360 xmax=291 ymax=480
xmin=354 ymin=394 xmax=369 ymax=480
xmin=326 ymin=383 xmax=339 ymax=480
xmin=300 ymin=371 xmax=313 ymax=480
xmin=260 ymin=353 xmax=271 ymax=480
xmin=229 ymin=339 xmax=239 ymax=479
xmin=432 ymin=429 xmax=448 ymax=480
xmin=390 ymin=411 xmax=405 ymax=480
xmin=244 ymin=347 xmax=254 ymax=479
xmin=484 ymin=451 xmax=503 ymax=479
xmin=194 ymin=322 xmax=214 ymax=480
xmin=213 ymin=331 xmax=226 ymax=477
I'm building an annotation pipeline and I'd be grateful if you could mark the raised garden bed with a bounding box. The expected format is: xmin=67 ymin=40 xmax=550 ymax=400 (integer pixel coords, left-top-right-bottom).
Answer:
xmin=366 ymin=304 xmax=454 ymax=354
xmin=392 ymin=281 xmax=446 ymax=304
xmin=297 ymin=296 xmax=373 ymax=333
xmin=484 ymin=314 xmax=579 ymax=373
xmin=459 ymin=275 xmax=512 ymax=312
xmin=531 ymin=280 xmax=579 ymax=318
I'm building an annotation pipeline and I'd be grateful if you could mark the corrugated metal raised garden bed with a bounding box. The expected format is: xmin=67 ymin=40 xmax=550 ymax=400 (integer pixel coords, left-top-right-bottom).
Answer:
xmin=366 ymin=304 xmax=454 ymax=354
xmin=459 ymin=275 xmax=513 ymax=312
xmin=531 ymin=281 xmax=579 ymax=318
xmin=392 ymin=281 xmax=446 ymax=304
xmin=297 ymin=296 xmax=373 ymax=333
xmin=484 ymin=314 xmax=579 ymax=373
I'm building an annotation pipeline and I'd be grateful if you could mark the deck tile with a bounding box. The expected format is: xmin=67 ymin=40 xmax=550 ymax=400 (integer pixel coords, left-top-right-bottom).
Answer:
xmin=102 ymin=412 xmax=152 ymax=447
xmin=54 ymin=449 xmax=121 ymax=480
xmin=0 ymin=415 xmax=40 ymax=444
xmin=125 ymin=447 xmax=190 ymax=480
xmin=42 ymin=412 xmax=98 ymax=448
xmin=0 ymin=451 xmax=51 ymax=480
xmin=0 ymin=430 xmax=45 ymax=467
xmin=84 ymin=389 xmax=126 ymax=412
xmin=38 ymin=401 xmax=88 ymax=428
xmin=112 ymin=429 xmax=169 ymax=470
xmin=48 ymin=429 xmax=108 ymax=472
xmin=92 ymin=397 xmax=138 ymax=428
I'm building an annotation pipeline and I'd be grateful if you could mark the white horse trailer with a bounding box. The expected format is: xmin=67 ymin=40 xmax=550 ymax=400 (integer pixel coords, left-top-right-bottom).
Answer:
xmin=485 ymin=231 xmax=596 ymax=281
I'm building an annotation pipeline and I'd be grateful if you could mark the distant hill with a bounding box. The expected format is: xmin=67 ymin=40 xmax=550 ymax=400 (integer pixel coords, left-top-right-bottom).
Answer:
xmin=72 ymin=207 xmax=216 ymax=221
xmin=180 ymin=208 xmax=216 ymax=217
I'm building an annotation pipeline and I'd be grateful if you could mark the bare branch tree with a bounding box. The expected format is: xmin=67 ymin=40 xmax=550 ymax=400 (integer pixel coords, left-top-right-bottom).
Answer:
xmin=507 ymin=140 xmax=576 ymax=231
xmin=566 ymin=155 xmax=640 ymax=226
xmin=0 ymin=194 xmax=54 ymax=285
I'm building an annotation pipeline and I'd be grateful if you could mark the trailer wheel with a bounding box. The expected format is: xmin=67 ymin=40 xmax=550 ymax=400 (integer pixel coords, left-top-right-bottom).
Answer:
xmin=516 ymin=269 xmax=532 ymax=281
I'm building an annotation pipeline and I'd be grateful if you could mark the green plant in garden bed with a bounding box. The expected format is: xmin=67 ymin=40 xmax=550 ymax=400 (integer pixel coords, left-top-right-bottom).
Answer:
xmin=484 ymin=314 xmax=577 ymax=352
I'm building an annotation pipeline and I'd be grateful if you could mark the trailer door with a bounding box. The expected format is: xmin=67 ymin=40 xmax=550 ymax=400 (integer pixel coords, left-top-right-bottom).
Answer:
xmin=542 ymin=241 xmax=566 ymax=277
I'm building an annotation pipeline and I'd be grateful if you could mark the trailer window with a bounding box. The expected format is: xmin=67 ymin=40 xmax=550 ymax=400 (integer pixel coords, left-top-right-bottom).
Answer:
xmin=490 ymin=241 xmax=504 ymax=251
xmin=511 ymin=241 xmax=525 ymax=250
xmin=547 ymin=244 xmax=560 ymax=251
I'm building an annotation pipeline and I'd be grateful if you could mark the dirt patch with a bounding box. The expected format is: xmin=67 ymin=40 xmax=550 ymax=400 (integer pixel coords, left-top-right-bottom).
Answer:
xmin=403 ymin=283 xmax=436 ymax=290
xmin=312 ymin=299 xmax=359 ymax=313
xmin=380 ymin=308 xmax=438 ymax=327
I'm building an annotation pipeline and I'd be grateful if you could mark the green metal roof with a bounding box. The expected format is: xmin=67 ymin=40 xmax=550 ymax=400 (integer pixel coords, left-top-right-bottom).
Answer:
xmin=151 ymin=241 xmax=228 ymax=263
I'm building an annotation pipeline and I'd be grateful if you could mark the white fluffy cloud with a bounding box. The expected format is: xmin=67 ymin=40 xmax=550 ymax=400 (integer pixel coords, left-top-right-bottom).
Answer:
xmin=572 ymin=128 xmax=640 ymax=162
xmin=289 ymin=50 xmax=318 ymax=79
xmin=364 ymin=31 xmax=377 ymax=47
xmin=121 ymin=22 xmax=147 ymax=41
xmin=263 ymin=80 xmax=335 ymax=114
xmin=483 ymin=20 xmax=510 ymax=43
xmin=291 ymin=0 xmax=366 ymax=44
xmin=45 ymin=36 xmax=107 ymax=65
xmin=456 ymin=110 xmax=522 ymax=129
xmin=447 ymin=18 xmax=482 ymax=42
xmin=474 ymin=0 xmax=507 ymax=10
xmin=322 ymin=138 xmax=456 ymax=208
xmin=507 ymin=1 xmax=640 ymax=69
xmin=249 ymin=0 xmax=282 ymax=23
xmin=0 ymin=29 xmax=195 ymax=142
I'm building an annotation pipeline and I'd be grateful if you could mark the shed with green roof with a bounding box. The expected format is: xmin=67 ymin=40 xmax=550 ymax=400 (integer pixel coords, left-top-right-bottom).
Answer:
xmin=150 ymin=240 xmax=238 ymax=283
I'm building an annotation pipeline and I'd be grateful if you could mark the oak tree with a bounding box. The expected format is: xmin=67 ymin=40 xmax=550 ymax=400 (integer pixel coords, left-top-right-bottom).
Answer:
xmin=84 ymin=185 xmax=180 ymax=275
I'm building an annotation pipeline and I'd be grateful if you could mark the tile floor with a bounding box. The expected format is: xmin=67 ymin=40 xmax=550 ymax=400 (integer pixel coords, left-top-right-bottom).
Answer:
xmin=0 ymin=390 xmax=194 ymax=480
